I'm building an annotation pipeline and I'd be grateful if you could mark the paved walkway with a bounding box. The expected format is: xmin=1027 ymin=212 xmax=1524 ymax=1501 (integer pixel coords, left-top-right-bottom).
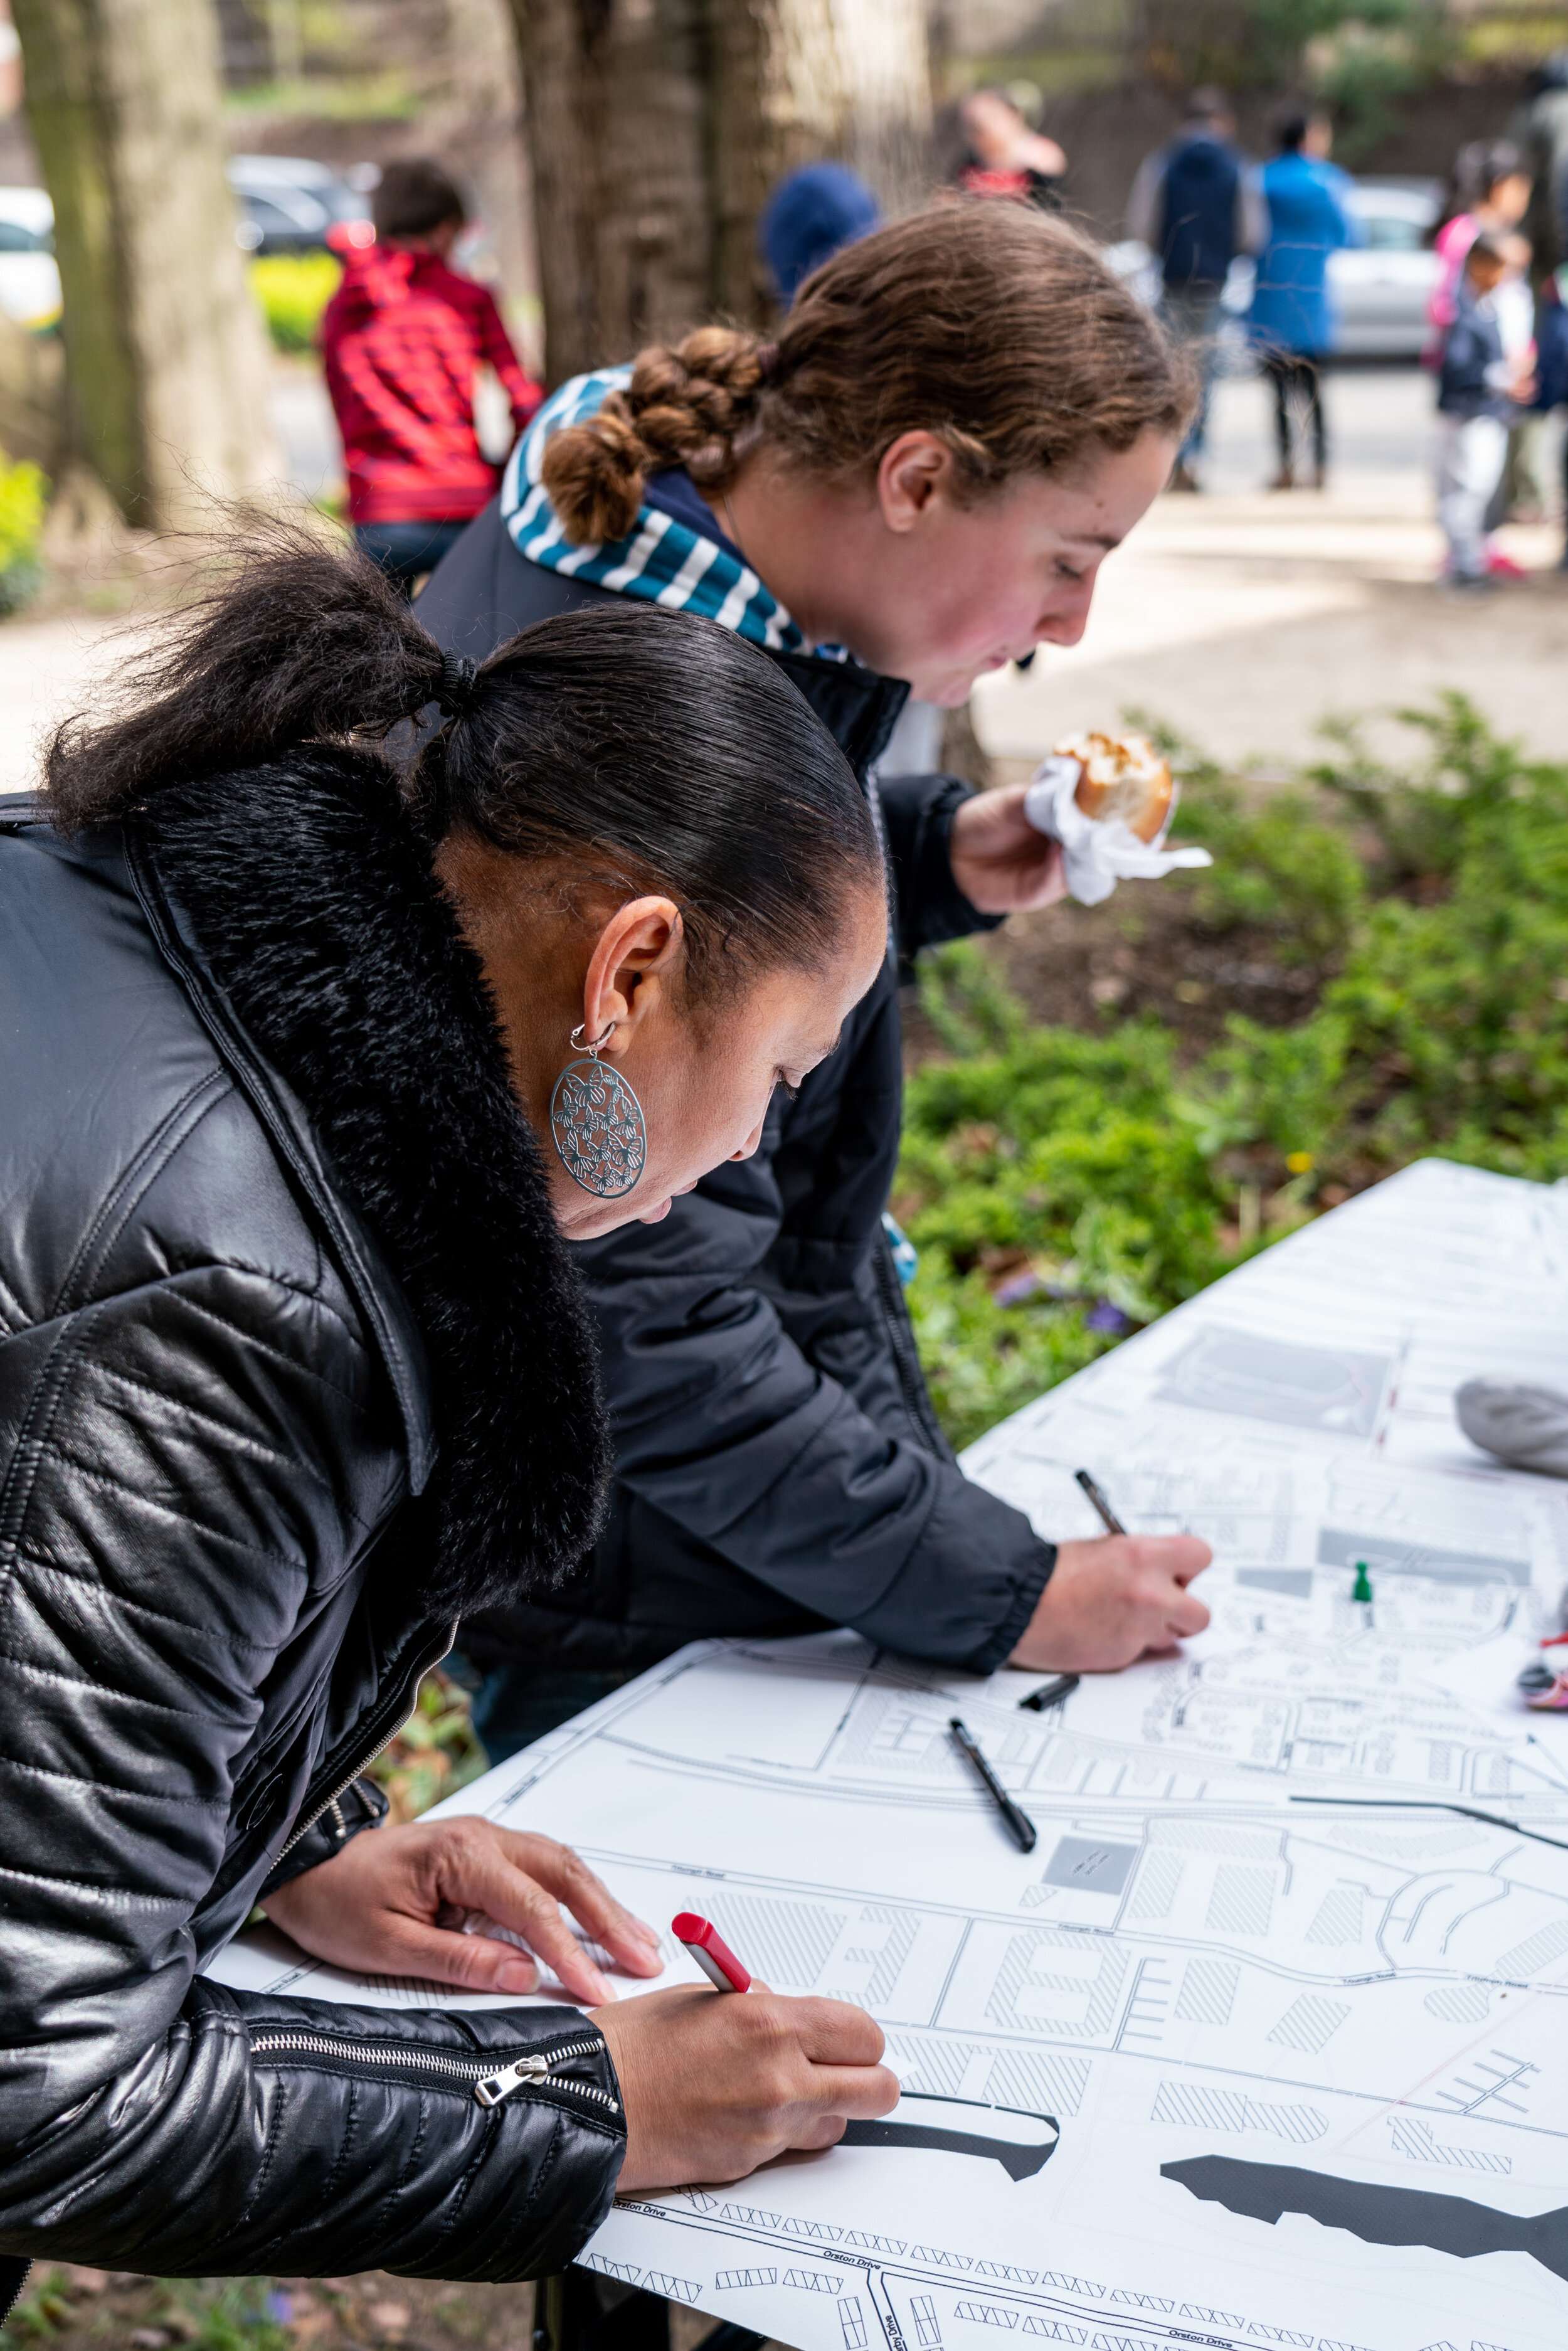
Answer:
xmin=0 ymin=612 xmax=155 ymax=796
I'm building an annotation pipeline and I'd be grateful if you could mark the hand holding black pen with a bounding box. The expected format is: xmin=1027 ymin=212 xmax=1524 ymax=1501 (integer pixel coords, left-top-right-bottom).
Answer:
xmin=1005 ymin=1466 xmax=1214 ymax=1676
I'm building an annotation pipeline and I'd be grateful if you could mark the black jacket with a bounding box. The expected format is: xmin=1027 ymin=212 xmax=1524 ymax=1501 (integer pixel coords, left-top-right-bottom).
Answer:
xmin=416 ymin=499 xmax=1056 ymax=1679
xmin=0 ymin=763 xmax=625 ymax=2280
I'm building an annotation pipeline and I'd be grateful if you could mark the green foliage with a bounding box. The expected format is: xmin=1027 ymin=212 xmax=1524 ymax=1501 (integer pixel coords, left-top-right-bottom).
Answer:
xmin=1134 ymin=0 xmax=1454 ymax=154
xmin=2 ymin=2271 xmax=71 ymax=2342
xmin=155 ymin=2283 xmax=291 ymax=2351
xmin=369 ymin=1667 xmax=488 ymax=1821
xmin=898 ymin=968 xmax=1237 ymax=1449
xmin=248 ymin=252 xmax=341 ymax=353
xmin=1187 ymin=1010 xmax=1352 ymax=1163
xmin=1126 ymin=714 xmax=1365 ymax=965
xmin=899 ymin=703 xmax=1568 ymax=1450
xmin=0 ymin=451 xmax=46 ymax=616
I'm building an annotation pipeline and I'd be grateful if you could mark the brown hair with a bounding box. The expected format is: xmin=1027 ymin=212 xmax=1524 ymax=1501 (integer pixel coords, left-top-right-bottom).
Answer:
xmin=542 ymin=203 xmax=1195 ymax=546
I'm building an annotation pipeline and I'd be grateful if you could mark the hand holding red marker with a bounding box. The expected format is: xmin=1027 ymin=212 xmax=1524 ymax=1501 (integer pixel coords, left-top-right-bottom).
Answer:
xmin=591 ymin=1910 xmax=898 ymax=2191
xmin=672 ymin=1910 xmax=751 ymax=1992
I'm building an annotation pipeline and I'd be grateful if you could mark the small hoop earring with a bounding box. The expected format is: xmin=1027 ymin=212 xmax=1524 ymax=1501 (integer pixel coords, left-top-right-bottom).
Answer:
xmin=570 ymin=1021 xmax=617 ymax=1055
xmin=551 ymin=1024 xmax=646 ymax=1199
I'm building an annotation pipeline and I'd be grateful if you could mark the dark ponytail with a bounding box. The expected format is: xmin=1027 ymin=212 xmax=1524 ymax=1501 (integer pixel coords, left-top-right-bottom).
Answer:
xmin=46 ymin=528 xmax=883 ymax=992
xmin=45 ymin=531 xmax=448 ymax=831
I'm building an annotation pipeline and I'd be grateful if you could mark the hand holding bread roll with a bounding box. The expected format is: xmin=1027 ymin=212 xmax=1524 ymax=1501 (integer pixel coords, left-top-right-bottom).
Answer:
xmin=1022 ymin=729 xmax=1210 ymax=906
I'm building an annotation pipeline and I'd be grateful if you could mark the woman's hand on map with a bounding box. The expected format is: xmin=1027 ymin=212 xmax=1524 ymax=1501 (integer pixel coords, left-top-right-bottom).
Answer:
xmin=1007 ymin=1532 xmax=1212 ymax=1672
xmin=262 ymin=1820 xmax=665 ymax=2003
xmin=595 ymin=1983 xmax=901 ymax=2191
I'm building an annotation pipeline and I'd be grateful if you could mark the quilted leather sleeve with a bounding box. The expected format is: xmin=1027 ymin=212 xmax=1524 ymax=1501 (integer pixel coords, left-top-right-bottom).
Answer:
xmin=0 ymin=1264 xmax=621 ymax=2277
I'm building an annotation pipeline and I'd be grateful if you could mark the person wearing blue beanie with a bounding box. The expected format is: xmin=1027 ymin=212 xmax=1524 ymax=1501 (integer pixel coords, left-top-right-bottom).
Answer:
xmin=760 ymin=161 xmax=881 ymax=305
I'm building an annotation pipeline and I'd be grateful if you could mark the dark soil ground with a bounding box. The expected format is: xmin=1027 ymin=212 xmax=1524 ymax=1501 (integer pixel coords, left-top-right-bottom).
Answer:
xmin=900 ymin=878 xmax=1323 ymax=1072
xmin=899 ymin=735 xmax=1327 ymax=1073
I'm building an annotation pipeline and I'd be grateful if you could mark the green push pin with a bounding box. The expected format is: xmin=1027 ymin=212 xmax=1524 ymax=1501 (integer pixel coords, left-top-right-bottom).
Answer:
xmin=1352 ymin=1560 xmax=1374 ymax=1606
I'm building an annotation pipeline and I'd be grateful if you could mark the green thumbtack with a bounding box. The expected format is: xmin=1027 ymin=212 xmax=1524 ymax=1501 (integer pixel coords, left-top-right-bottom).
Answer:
xmin=1352 ymin=1561 xmax=1374 ymax=1605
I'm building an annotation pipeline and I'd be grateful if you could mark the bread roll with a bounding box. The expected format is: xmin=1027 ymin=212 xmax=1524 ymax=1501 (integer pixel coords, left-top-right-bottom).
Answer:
xmin=1055 ymin=731 xmax=1174 ymax=844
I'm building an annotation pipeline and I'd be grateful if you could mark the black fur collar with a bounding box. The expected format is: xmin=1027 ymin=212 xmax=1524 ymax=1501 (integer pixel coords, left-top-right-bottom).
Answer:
xmin=140 ymin=744 xmax=609 ymax=1618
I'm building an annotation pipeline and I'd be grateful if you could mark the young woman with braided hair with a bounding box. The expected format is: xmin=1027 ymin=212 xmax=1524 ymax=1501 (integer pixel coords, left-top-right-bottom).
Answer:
xmin=418 ymin=201 xmax=1215 ymax=1756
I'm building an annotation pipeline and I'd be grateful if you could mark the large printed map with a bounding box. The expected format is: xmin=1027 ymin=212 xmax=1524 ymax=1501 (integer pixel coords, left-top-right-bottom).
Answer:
xmin=208 ymin=1162 xmax=1568 ymax=2351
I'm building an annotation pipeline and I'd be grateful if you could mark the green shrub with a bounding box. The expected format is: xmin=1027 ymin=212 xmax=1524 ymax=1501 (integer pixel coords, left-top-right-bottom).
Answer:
xmin=0 ymin=451 xmax=46 ymax=616
xmin=1132 ymin=717 xmax=1365 ymax=964
xmin=370 ymin=1666 xmax=489 ymax=1821
xmin=155 ymin=2281 xmax=291 ymax=2351
xmin=898 ymin=703 xmax=1568 ymax=1448
xmin=898 ymin=963 xmax=1238 ymax=1448
xmin=249 ymin=252 xmax=342 ymax=353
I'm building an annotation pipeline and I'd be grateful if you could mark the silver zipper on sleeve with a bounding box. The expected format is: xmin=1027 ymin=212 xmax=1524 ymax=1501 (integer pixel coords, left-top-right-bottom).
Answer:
xmin=472 ymin=2039 xmax=618 ymax=2111
xmin=248 ymin=2028 xmax=618 ymax=2115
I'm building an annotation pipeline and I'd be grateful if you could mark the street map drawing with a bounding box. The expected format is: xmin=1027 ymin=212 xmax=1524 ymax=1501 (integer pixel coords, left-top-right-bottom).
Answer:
xmin=207 ymin=1162 xmax=1568 ymax=2351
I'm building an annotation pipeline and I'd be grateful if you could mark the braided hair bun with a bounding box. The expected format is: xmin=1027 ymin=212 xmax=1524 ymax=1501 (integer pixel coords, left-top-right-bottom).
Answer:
xmin=543 ymin=329 xmax=768 ymax=546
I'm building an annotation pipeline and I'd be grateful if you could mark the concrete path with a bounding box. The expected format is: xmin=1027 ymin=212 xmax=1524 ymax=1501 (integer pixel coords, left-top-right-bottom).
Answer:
xmin=973 ymin=368 xmax=1568 ymax=772
xmin=0 ymin=612 xmax=156 ymax=796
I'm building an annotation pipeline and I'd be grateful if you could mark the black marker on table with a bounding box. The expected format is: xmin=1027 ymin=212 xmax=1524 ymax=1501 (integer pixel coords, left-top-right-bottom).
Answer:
xmin=949 ymin=1717 xmax=1037 ymax=1853
xmin=1018 ymin=1672 xmax=1079 ymax=1714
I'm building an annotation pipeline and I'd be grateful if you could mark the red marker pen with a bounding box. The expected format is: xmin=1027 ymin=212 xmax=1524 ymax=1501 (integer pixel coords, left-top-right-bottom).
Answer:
xmin=672 ymin=1911 xmax=751 ymax=1992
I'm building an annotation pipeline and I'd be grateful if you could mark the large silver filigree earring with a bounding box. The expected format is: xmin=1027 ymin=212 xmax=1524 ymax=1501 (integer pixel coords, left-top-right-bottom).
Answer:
xmin=549 ymin=1021 xmax=647 ymax=1199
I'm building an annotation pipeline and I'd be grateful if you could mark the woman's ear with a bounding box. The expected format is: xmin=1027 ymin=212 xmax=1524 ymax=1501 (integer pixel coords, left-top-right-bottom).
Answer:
xmin=876 ymin=430 xmax=958 ymax=534
xmin=580 ymin=896 xmax=684 ymax=1051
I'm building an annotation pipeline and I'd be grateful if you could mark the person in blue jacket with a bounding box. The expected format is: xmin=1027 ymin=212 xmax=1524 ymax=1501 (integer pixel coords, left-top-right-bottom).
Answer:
xmin=1248 ymin=110 xmax=1357 ymax=489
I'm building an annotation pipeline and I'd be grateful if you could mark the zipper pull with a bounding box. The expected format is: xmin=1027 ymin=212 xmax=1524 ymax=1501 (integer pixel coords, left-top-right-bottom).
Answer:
xmin=474 ymin=2053 xmax=553 ymax=2108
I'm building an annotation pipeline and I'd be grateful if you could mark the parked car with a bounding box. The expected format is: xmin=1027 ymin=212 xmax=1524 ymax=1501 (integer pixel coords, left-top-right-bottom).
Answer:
xmin=0 ymin=188 xmax=60 ymax=332
xmin=1327 ymin=179 xmax=1442 ymax=358
xmin=226 ymin=156 xmax=375 ymax=257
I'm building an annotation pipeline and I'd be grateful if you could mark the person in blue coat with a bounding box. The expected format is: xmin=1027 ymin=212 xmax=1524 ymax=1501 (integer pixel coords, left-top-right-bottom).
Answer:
xmin=1248 ymin=110 xmax=1358 ymax=487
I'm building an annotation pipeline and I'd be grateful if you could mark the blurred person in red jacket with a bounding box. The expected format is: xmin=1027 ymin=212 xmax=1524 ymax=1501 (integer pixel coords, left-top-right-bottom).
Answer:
xmin=322 ymin=159 xmax=543 ymax=590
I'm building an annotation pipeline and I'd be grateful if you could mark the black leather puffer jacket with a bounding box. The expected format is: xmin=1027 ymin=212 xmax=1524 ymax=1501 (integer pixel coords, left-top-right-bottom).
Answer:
xmin=0 ymin=759 xmax=624 ymax=2280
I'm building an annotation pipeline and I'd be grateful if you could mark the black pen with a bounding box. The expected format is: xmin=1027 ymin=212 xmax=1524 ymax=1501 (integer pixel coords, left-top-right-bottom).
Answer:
xmin=1075 ymin=1467 xmax=1127 ymax=1536
xmin=1018 ymin=1672 xmax=1079 ymax=1713
xmin=949 ymin=1717 xmax=1037 ymax=1852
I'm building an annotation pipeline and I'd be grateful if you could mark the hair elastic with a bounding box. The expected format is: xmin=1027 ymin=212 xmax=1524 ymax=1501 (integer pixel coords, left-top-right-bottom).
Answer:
xmin=435 ymin=649 xmax=480 ymax=719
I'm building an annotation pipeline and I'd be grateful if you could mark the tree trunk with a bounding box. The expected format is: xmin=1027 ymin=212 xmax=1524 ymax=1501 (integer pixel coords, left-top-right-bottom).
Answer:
xmin=830 ymin=0 xmax=933 ymax=217
xmin=506 ymin=0 xmax=716 ymax=383
xmin=13 ymin=0 xmax=277 ymax=528
xmin=707 ymin=0 xmax=842 ymax=323
xmin=509 ymin=0 xmax=931 ymax=377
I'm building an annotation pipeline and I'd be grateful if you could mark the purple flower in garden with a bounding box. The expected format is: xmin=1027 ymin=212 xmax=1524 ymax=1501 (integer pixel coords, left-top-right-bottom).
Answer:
xmin=1085 ymin=1298 xmax=1133 ymax=1335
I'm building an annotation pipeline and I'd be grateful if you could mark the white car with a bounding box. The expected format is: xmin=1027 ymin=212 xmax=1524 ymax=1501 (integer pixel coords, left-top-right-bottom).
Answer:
xmin=1328 ymin=181 xmax=1441 ymax=358
xmin=0 ymin=188 xmax=60 ymax=332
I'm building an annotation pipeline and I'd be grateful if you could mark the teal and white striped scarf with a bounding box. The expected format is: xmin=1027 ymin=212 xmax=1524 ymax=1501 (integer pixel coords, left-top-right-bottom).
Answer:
xmin=499 ymin=368 xmax=809 ymax=654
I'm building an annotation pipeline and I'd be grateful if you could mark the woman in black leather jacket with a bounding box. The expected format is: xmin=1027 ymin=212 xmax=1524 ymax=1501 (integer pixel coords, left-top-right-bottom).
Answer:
xmin=0 ymin=538 xmax=896 ymax=2292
